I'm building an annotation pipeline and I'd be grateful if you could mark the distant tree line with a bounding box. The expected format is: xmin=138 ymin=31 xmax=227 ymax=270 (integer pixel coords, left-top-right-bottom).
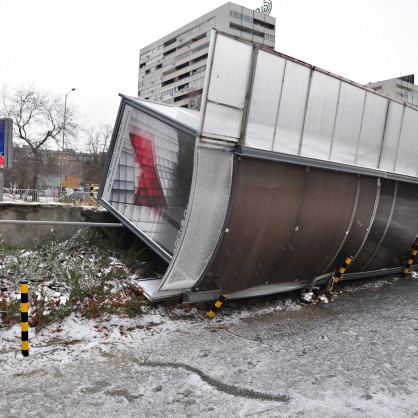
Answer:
xmin=0 ymin=84 xmax=112 ymax=190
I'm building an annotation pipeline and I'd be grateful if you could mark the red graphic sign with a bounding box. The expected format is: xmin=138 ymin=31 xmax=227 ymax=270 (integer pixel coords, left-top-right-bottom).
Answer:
xmin=129 ymin=133 xmax=166 ymax=207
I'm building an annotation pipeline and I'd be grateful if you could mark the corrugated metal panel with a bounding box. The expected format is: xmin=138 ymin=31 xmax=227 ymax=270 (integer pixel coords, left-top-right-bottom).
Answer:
xmin=330 ymin=82 xmax=365 ymax=165
xmin=245 ymin=51 xmax=286 ymax=150
xmin=300 ymin=72 xmax=340 ymax=160
xmin=356 ymin=93 xmax=387 ymax=168
xmin=201 ymin=31 xmax=418 ymax=180
xmin=201 ymin=34 xmax=253 ymax=141
xmin=379 ymin=101 xmax=404 ymax=172
xmin=395 ymin=107 xmax=418 ymax=176
xmin=273 ymin=61 xmax=311 ymax=155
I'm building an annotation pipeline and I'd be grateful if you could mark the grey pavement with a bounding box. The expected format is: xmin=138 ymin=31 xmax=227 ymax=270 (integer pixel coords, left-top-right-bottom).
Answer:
xmin=1 ymin=276 xmax=418 ymax=417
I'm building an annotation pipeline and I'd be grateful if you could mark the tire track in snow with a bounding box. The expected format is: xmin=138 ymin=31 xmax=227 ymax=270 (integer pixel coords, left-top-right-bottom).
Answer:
xmin=135 ymin=360 xmax=290 ymax=402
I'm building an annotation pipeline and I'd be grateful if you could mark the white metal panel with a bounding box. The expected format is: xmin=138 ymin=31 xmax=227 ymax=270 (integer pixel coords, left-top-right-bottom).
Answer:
xmin=202 ymin=34 xmax=253 ymax=142
xmin=273 ymin=61 xmax=311 ymax=155
xmin=201 ymin=33 xmax=253 ymax=141
xmin=199 ymin=30 xmax=418 ymax=180
xmin=158 ymin=148 xmax=233 ymax=291
xmin=330 ymin=83 xmax=365 ymax=165
xmin=300 ymin=72 xmax=340 ymax=159
xmin=103 ymin=105 xmax=132 ymax=202
xmin=395 ymin=107 xmax=418 ymax=176
xmin=206 ymin=35 xmax=252 ymax=107
xmin=135 ymin=98 xmax=200 ymax=131
xmin=379 ymin=101 xmax=404 ymax=172
xmin=356 ymin=93 xmax=388 ymax=168
xmin=245 ymin=51 xmax=286 ymax=150
xmin=203 ymin=102 xmax=243 ymax=139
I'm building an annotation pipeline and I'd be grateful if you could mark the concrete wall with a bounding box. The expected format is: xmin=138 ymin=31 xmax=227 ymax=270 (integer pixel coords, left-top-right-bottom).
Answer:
xmin=0 ymin=203 xmax=118 ymax=249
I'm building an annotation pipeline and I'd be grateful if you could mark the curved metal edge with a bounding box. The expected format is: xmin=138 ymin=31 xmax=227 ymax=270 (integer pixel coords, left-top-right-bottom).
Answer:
xmin=97 ymin=99 xmax=200 ymax=265
xmin=0 ymin=220 xmax=124 ymax=227
xmin=352 ymin=178 xmax=381 ymax=261
xmin=184 ymin=282 xmax=305 ymax=303
xmin=183 ymin=264 xmax=418 ymax=303
xmin=191 ymin=153 xmax=241 ymax=293
xmin=153 ymin=147 xmax=202 ymax=293
xmin=118 ymin=95 xmax=198 ymax=136
xmin=235 ymin=146 xmax=418 ymax=185
xmin=99 ymin=199 xmax=172 ymax=264
xmin=361 ymin=181 xmax=398 ymax=271
xmin=323 ymin=175 xmax=361 ymax=273
xmin=98 ymin=97 xmax=198 ymax=202
xmin=151 ymin=145 xmax=234 ymax=296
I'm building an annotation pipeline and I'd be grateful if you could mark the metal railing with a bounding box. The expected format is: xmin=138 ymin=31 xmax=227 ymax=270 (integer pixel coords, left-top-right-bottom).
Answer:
xmin=2 ymin=187 xmax=97 ymax=205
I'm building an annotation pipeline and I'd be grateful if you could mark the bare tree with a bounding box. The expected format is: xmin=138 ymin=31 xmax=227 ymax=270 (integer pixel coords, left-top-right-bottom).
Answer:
xmin=3 ymin=146 xmax=34 ymax=188
xmin=0 ymin=84 xmax=77 ymax=189
xmin=81 ymin=123 xmax=113 ymax=184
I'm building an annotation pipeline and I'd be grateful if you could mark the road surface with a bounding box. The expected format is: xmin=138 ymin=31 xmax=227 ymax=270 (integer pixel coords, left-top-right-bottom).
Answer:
xmin=1 ymin=276 xmax=417 ymax=417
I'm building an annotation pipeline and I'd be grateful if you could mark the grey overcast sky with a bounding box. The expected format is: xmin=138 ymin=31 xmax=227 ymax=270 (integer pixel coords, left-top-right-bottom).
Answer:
xmin=1 ymin=0 xmax=417 ymax=127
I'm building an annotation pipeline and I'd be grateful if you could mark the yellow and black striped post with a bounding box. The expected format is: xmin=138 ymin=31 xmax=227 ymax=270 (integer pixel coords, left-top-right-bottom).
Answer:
xmin=402 ymin=238 xmax=418 ymax=277
xmin=20 ymin=280 xmax=29 ymax=357
xmin=328 ymin=256 xmax=353 ymax=292
xmin=207 ymin=294 xmax=228 ymax=319
xmin=90 ymin=184 xmax=95 ymax=201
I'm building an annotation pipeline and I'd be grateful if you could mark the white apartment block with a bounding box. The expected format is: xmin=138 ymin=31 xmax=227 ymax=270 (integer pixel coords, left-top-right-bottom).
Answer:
xmin=138 ymin=2 xmax=276 ymax=109
xmin=366 ymin=75 xmax=418 ymax=109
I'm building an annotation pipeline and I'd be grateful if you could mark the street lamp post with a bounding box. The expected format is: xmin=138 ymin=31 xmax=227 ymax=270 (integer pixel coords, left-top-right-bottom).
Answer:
xmin=61 ymin=88 xmax=76 ymax=194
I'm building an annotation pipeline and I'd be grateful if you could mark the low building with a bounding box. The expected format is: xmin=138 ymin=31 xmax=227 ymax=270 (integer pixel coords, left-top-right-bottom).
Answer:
xmin=365 ymin=75 xmax=418 ymax=108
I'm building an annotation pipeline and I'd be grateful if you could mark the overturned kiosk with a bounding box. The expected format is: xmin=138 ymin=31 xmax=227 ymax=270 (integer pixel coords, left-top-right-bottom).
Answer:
xmin=99 ymin=30 xmax=418 ymax=302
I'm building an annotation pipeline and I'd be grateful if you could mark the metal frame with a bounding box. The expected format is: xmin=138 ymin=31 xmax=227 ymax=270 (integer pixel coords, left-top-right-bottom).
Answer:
xmin=234 ymin=146 xmax=418 ymax=185
xmin=207 ymin=31 xmax=418 ymax=178
xmin=98 ymin=31 xmax=418 ymax=302
xmin=0 ymin=220 xmax=123 ymax=227
xmin=98 ymin=95 xmax=198 ymax=264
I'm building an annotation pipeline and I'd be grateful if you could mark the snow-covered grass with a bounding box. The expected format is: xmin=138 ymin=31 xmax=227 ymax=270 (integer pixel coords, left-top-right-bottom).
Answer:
xmin=0 ymin=229 xmax=168 ymax=331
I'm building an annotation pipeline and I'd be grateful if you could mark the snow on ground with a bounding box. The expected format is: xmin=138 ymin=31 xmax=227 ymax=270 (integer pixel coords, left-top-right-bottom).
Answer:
xmin=1 ymin=274 xmax=418 ymax=417
xmin=0 ymin=294 xmax=303 ymax=373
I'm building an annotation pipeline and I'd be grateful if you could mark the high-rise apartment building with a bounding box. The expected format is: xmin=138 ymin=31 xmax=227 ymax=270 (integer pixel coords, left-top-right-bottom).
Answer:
xmin=138 ymin=2 xmax=276 ymax=109
xmin=365 ymin=75 xmax=418 ymax=108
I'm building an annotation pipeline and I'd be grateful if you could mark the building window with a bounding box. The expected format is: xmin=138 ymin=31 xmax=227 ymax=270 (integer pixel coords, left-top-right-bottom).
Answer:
xmin=175 ymin=17 xmax=216 ymax=44
xmin=230 ymin=10 xmax=253 ymax=24
xmin=176 ymin=42 xmax=210 ymax=62
xmin=229 ymin=22 xmax=273 ymax=41
xmin=253 ymin=18 xmax=275 ymax=30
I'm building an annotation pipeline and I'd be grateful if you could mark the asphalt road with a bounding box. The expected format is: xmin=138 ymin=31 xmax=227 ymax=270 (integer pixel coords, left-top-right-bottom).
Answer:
xmin=1 ymin=276 xmax=418 ymax=417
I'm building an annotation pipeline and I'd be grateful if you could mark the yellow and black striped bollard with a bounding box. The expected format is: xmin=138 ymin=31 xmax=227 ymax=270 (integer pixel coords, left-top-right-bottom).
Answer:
xmin=20 ymin=280 xmax=29 ymax=357
xmin=402 ymin=238 xmax=418 ymax=277
xmin=90 ymin=184 xmax=95 ymax=202
xmin=328 ymin=256 xmax=353 ymax=292
xmin=207 ymin=294 xmax=228 ymax=319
